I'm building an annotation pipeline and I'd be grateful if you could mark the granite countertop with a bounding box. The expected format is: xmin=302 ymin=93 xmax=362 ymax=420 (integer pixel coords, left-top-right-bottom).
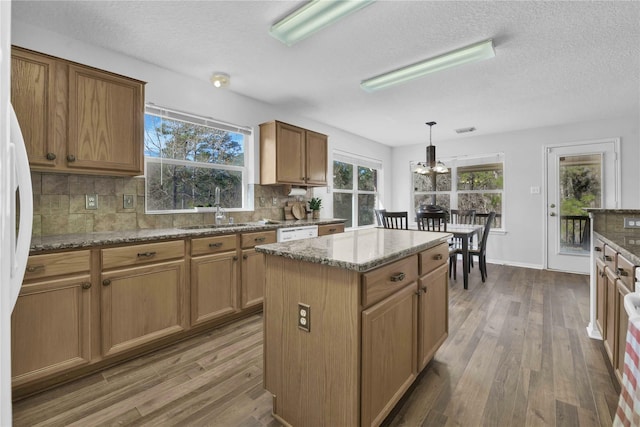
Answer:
xmin=255 ymin=228 xmax=451 ymax=272
xmin=593 ymin=231 xmax=640 ymax=265
xmin=29 ymin=218 xmax=345 ymax=253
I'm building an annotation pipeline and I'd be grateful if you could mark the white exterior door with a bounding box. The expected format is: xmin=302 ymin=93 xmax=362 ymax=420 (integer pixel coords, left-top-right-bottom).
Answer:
xmin=545 ymin=139 xmax=619 ymax=273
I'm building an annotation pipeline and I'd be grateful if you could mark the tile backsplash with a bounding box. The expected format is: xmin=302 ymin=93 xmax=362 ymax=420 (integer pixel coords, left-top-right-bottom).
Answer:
xmin=31 ymin=172 xmax=310 ymax=236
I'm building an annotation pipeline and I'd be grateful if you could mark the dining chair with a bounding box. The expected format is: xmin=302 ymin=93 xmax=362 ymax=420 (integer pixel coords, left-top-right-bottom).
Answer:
xmin=374 ymin=209 xmax=386 ymax=227
xmin=381 ymin=211 xmax=409 ymax=230
xmin=468 ymin=211 xmax=496 ymax=282
xmin=416 ymin=211 xmax=447 ymax=231
xmin=449 ymin=209 xmax=476 ymax=225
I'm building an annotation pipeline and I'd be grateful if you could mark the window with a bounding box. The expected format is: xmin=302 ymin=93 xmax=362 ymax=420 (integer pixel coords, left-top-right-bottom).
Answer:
xmin=333 ymin=152 xmax=382 ymax=229
xmin=144 ymin=105 xmax=252 ymax=213
xmin=411 ymin=153 xmax=504 ymax=228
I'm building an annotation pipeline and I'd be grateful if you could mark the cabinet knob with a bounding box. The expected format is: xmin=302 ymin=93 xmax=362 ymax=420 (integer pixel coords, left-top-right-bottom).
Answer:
xmin=233 ymin=256 xmax=238 ymax=261
xmin=243 ymin=254 xmax=248 ymax=260
xmin=102 ymin=279 xmax=111 ymax=286
xmin=254 ymin=237 xmax=266 ymax=243
xmin=390 ymin=272 xmax=406 ymax=282
xmin=617 ymin=268 xmax=629 ymax=277
xmin=604 ymin=255 xmax=613 ymax=261
xmin=46 ymin=152 xmax=57 ymax=161
xmin=422 ymin=286 xmax=428 ymax=293
xmin=594 ymin=247 xmax=602 ymax=252
xmin=137 ymin=251 xmax=157 ymax=258
xmin=433 ymin=254 xmax=443 ymax=260
xmin=67 ymin=154 xmax=76 ymax=162
xmin=26 ymin=264 xmax=45 ymax=273
xmin=82 ymin=282 xmax=92 ymax=290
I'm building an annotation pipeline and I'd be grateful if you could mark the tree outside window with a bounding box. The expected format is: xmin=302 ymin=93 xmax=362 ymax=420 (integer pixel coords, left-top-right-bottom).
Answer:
xmin=333 ymin=154 xmax=381 ymax=229
xmin=144 ymin=108 xmax=250 ymax=213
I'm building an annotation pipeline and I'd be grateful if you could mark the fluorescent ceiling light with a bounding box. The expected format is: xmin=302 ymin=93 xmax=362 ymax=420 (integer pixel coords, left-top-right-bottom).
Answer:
xmin=270 ymin=0 xmax=375 ymax=46
xmin=361 ymin=39 xmax=495 ymax=92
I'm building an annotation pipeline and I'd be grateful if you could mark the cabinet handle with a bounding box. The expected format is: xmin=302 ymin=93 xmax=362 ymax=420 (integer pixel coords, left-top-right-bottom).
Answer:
xmin=209 ymin=242 xmax=223 ymax=248
xmin=137 ymin=251 xmax=157 ymax=258
xmin=433 ymin=254 xmax=443 ymax=260
xmin=254 ymin=237 xmax=266 ymax=243
xmin=243 ymin=254 xmax=248 ymax=260
xmin=600 ymin=270 xmax=605 ymax=277
xmin=102 ymin=279 xmax=111 ymax=286
xmin=81 ymin=282 xmax=92 ymax=290
xmin=46 ymin=152 xmax=56 ymax=161
xmin=25 ymin=264 xmax=45 ymax=273
xmin=233 ymin=256 xmax=238 ymax=261
xmin=594 ymin=246 xmax=602 ymax=252
xmin=329 ymin=228 xmax=337 ymax=232
xmin=67 ymin=154 xmax=76 ymax=162
xmin=617 ymin=268 xmax=629 ymax=277
xmin=390 ymin=272 xmax=406 ymax=282
xmin=604 ymin=255 xmax=613 ymax=261
xmin=422 ymin=286 xmax=427 ymax=293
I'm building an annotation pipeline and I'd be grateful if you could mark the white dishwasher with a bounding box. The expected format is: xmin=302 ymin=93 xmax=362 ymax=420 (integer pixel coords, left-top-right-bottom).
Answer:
xmin=277 ymin=225 xmax=319 ymax=242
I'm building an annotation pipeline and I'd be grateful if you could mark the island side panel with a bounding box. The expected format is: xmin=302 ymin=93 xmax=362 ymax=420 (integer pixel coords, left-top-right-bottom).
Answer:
xmin=263 ymin=254 xmax=360 ymax=427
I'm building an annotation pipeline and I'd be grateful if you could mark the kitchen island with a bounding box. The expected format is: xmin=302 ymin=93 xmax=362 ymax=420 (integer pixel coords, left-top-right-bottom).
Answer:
xmin=256 ymin=228 xmax=451 ymax=427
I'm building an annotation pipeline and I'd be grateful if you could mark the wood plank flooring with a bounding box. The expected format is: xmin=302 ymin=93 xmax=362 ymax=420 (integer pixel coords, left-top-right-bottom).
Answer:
xmin=12 ymin=264 xmax=619 ymax=426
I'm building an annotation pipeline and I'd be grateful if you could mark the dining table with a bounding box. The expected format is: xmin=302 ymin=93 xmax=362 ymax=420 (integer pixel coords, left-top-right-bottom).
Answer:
xmin=446 ymin=224 xmax=484 ymax=290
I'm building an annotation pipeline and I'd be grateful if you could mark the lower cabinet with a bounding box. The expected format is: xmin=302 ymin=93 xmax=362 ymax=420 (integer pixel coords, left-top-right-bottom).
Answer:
xmin=101 ymin=240 xmax=186 ymax=357
xmin=11 ymin=250 xmax=92 ymax=387
xmin=616 ymin=279 xmax=631 ymax=382
xmin=418 ymin=263 xmax=449 ymax=370
xmin=241 ymin=248 xmax=266 ymax=310
xmin=605 ymin=267 xmax=617 ymax=363
xmin=595 ymin=257 xmax=607 ymax=339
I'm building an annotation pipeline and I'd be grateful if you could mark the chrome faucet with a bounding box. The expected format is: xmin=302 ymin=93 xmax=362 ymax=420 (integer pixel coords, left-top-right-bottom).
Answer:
xmin=214 ymin=187 xmax=225 ymax=225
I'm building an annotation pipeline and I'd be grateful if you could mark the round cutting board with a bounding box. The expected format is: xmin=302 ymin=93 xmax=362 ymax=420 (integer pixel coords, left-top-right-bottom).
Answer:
xmin=292 ymin=203 xmax=306 ymax=220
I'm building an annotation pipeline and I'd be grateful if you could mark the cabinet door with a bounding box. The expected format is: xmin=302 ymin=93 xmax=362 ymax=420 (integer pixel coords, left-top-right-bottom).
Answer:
xmin=101 ymin=260 xmax=185 ymax=357
xmin=616 ymin=280 xmax=631 ymax=383
xmin=11 ymin=275 xmax=92 ymax=386
xmin=191 ymin=252 xmax=238 ymax=326
xmin=305 ymin=130 xmax=328 ymax=185
xmin=595 ymin=258 xmax=607 ymax=336
xmin=67 ymin=64 xmax=144 ymax=174
xmin=275 ymin=122 xmax=305 ymax=184
xmin=605 ymin=268 xmax=616 ymax=364
xmin=418 ymin=263 xmax=448 ymax=371
xmin=10 ymin=48 xmax=60 ymax=168
xmin=241 ymin=248 xmax=264 ymax=310
xmin=361 ymin=283 xmax=418 ymax=427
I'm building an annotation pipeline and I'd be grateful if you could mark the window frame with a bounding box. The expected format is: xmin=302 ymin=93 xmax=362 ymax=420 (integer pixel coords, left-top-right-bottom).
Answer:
xmin=332 ymin=151 xmax=383 ymax=229
xmin=411 ymin=153 xmax=505 ymax=230
xmin=143 ymin=104 xmax=253 ymax=214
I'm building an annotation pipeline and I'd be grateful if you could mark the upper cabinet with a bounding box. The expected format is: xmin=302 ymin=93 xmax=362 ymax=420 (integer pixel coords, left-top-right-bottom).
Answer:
xmin=11 ymin=47 xmax=145 ymax=176
xmin=259 ymin=120 xmax=327 ymax=186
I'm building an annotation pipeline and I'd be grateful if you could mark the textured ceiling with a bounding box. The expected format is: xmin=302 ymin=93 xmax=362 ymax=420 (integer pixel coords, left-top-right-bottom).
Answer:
xmin=12 ymin=0 xmax=640 ymax=147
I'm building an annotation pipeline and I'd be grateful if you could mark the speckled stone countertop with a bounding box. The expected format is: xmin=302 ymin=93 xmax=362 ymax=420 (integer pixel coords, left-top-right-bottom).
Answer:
xmin=29 ymin=219 xmax=345 ymax=253
xmin=255 ymin=228 xmax=451 ymax=272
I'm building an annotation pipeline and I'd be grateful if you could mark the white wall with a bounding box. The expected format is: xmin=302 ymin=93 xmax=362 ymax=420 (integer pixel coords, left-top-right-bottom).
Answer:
xmin=11 ymin=21 xmax=393 ymax=217
xmin=392 ymin=115 xmax=640 ymax=269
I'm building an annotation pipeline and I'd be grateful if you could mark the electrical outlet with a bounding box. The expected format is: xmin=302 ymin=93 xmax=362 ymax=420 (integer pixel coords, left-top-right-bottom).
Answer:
xmin=298 ymin=303 xmax=310 ymax=332
xmin=272 ymin=197 xmax=278 ymax=206
xmin=123 ymin=194 xmax=135 ymax=209
xmin=85 ymin=194 xmax=98 ymax=210
xmin=624 ymin=218 xmax=640 ymax=228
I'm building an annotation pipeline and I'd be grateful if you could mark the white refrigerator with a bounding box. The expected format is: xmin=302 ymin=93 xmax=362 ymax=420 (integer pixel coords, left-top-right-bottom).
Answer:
xmin=1 ymin=0 xmax=34 ymax=424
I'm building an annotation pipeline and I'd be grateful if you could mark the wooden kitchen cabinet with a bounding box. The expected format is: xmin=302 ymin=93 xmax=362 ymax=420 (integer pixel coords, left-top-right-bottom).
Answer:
xmin=605 ymin=267 xmax=617 ymax=364
xmin=11 ymin=251 xmax=92 ymax=387
xmin=259 ymin=120 xmax=328 ymax=186
xmin=240 ymin=230 xmax=276 ymax=310
xmin=418 ymin=263 xmax=448 ymax=370
xmin=616 ymin=279 xmax=631 ymax=383
xmin=101 ymin=241 xmax=186 ymax=357
xmin=190 ymin=235 xmax=239 ymax=326
xmin=11 ymin=46 xmax=145 ymax=176
xmin=318 ymin=222 xmax=345 ymax=236
xmin=595 ymin=257 xmax=607 ymax=338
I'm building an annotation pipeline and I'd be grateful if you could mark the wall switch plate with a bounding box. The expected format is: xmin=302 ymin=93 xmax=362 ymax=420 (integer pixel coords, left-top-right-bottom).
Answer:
xmin=272 ymin=197 xmax=278 ymax=206
xmin=85 ymin=194 xmax=98 ymax=210
xmin=123 ymin=194 xmax=135 ymax=209
xmin=298 ymin=303 xmax=310 ymax=332
xmin=624 ymin=218 xmax=640 ymax=228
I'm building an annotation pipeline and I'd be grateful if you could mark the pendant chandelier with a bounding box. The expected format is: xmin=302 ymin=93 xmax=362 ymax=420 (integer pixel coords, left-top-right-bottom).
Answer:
xmin=414 ymin=121 xmax=448 ymax=175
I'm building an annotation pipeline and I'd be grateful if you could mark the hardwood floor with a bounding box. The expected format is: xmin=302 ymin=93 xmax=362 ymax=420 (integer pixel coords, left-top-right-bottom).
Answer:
xmin=12 ymin=264 xmax=619 ymax=426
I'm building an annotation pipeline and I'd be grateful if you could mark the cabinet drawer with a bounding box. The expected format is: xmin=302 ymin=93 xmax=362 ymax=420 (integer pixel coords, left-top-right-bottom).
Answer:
xmin=617 ymin=253 xmax=637 ymax=291
xmin=241 ymin=230 xmax=277 ymax=248
xmin=604 ymin=245 xmax=617 ymax=271
xmin=318 ymin=223 xmax=345 ymax=236
xmin=102 ymin=240 xmax=185 ymax=269
xmin=191 ymin=234 xmax=237 ymax=256
xmin=362 ymin=255 xmax=419 ymax=308
xmin=24 ymin=250 xmax=90 ymax=281
xmin=418 ymin=242 xmax=448 ymax=275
